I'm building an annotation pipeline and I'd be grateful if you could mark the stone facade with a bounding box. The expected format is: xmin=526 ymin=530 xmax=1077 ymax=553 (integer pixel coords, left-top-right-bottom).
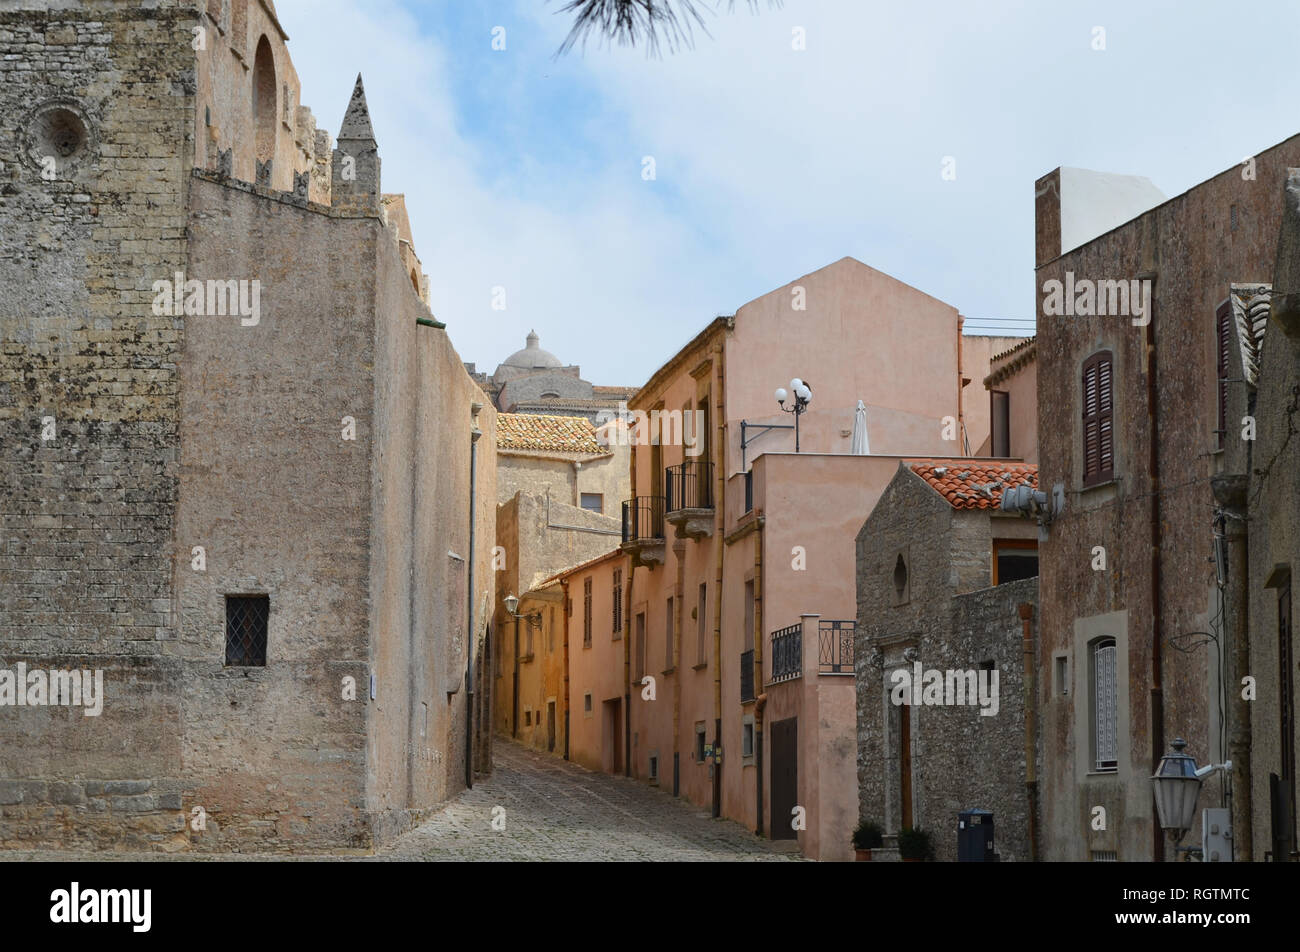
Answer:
xmin=1033 ymin=137 xmax=1300 ymax=861
xmin=855 ymin=463 xmax=1039 ymax=862
xmin=1 ymin=0 xmax=494 ymax=853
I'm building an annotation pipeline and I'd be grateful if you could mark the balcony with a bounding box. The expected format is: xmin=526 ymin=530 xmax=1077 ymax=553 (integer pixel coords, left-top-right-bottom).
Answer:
xmin=664 ymin=461 xmax=715 ymax=539
xmin=620 ymin=496 xmax=666 ymax=567
xmin=770 ymin=623 xmax=802 ymax=683
xmin=818 ymin=619 xmax=854 ymax=675
xmin=740 ymin=649 xmax=755 ymax=703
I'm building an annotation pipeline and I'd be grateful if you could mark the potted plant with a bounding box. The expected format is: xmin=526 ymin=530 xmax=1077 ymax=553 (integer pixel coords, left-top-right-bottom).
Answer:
xmin=852 ymin=820 xmax=884 ymax=861
xmin=897 ymin=826 xmax=935 ymax=862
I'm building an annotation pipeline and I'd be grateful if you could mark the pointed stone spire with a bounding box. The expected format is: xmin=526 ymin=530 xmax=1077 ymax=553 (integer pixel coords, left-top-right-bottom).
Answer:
xmin=331 ymin=72 xmax=381 ymax=214
xmin=338 ymin=74 xmax=375 ymax=141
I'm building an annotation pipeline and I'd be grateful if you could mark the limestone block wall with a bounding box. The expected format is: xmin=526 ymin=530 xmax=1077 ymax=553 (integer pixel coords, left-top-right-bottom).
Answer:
xmin=0 ymin=0 xmax=194 ymax=851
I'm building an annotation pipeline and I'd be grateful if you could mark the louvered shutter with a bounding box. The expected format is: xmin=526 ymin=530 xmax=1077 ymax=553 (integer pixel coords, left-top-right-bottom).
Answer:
xmin=1082 ymin=351 xmax=1114 ymax=486
xmin=1217 ymin=302 xmax=1231 ymax=449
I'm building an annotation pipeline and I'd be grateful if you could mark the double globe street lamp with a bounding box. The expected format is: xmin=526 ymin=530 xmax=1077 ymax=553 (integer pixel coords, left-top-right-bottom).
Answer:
xmin=775 ymin=378 xmax=813 ymax=453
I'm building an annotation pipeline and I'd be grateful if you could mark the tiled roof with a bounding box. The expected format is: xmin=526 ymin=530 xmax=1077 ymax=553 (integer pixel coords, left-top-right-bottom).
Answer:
xmin=984 ymin=337 xmax=1036 ymax=388
xmin=908 ymin=460 xmax=1037 ymax=510
xmin=990 ymin=336 xmax=1035 ymax=363
xmin=497 ymin=413 xmax=605 ymax=454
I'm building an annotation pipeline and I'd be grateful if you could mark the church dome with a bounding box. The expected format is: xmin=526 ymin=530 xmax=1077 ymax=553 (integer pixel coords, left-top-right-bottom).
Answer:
xmin=501 ymin=330 xmax=562 ymax=371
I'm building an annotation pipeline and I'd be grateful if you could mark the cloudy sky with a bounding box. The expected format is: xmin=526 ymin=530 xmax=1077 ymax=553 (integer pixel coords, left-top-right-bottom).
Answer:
xmin=276 ymin=0 xmax=1300 ymax=386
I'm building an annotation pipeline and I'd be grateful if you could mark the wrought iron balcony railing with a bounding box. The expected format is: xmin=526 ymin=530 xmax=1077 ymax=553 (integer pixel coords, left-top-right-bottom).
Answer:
xmin=621 ymin=496 xmax=665 ymax=544
xmin=818 ymin=619 xmax=855 ymax=674
xmin=664 ymin=461 xmax=714 ymax=513
xmin=770 ymin=623 xmax=802 ymax=683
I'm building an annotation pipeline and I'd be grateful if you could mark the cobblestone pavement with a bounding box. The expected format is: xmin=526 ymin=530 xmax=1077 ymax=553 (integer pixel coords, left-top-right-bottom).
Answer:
xmin=378 ymin=739 xmax=800 ymax=861
xmin=2 ymin=739 xmax=800 ymax=862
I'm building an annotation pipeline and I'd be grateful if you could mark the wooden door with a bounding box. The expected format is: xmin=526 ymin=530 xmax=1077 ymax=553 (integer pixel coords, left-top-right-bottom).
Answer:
xmin=771 ymin=717 xmax=798 ymax=840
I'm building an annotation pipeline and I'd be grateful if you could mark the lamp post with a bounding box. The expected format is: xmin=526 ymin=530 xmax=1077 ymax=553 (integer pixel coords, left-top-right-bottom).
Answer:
xmin=775 ymin=378 xmax=813 ymax=453
xmin=503 ymin=593 xmax=541 ymax=627
xmin=1151 ymin=737 xmax=1233 ymax=855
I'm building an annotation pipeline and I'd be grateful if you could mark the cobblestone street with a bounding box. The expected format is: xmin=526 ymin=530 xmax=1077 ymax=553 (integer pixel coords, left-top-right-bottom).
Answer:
xmin=378 ymin=740 xmax=800 ymax=861
xmin=3 ymin=740 xmax=800 ymax=862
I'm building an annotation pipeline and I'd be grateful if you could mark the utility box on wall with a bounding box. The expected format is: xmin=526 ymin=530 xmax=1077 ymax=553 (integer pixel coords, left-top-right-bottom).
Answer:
xmin=957 ymin=809 xmax=996 ymax=862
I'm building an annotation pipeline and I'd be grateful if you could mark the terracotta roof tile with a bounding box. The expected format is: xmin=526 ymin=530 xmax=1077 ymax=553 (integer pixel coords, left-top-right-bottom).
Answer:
xmin=497 ymin=413 xmax=605 ymax=454
xmin=908 ymin=460 xmax=1037 ymax=510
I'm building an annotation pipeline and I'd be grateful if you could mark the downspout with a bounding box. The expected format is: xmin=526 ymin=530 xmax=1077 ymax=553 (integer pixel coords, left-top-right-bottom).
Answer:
xmin=466 ymin=413 xmax=480 ymax=789
xmin=512 ymin=615 xmax=520 ymax=739
xmin=1214 ymin=474 xmax=1252 ymax=861
xmin=674 ymin=538 xmax=686 ymax=797
xmin=1019 ymin=602 xmax=1039 ymax=861
xmin=625 ymin=562 xmax=634 ymax=777
xmin=956 ymin=314 xmax=966 ymax=456
xmin=562 ymin=577 xmax=571 ymax=761
xmin=712 ymin=339 xmax=726 ymax=818
xmin=1144 ymin=284 xmax=1166 ymax=862
xmin=755 ymin=515 xmax=766 ymax=836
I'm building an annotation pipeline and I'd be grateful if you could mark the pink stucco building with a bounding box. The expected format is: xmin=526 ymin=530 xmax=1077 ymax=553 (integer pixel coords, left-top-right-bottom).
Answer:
xmin=615 ymin=257 xmax=1026 ymax=860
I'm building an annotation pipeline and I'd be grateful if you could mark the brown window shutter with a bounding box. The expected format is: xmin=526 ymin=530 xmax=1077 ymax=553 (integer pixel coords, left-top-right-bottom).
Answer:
xmin=1082 ymin=351 xmax=1113 ymax=487
xmin=1216 ymin=302 xmax=1231 ymax=449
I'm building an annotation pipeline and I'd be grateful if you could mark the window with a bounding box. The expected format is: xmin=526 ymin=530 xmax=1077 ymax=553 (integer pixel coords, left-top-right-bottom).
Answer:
xmin=1092 ymin=638 xmax=1118 ymax=771
xmin=225 ymin=595 xmax=268 ymax=666
xmin=252 ymin=36 xmax=277 ymax=162
xmin=524 ymin=617 xmax=534 ymax=658
xmin=634 ymin=612 xmax=646 ymax=682
xmin=697 ymin=583 xmax=707 ymax=665
xmin=1082 ymin=350 xmax=1114 ymax=487
xmin=1054 ymin=655 xmax=1069 ymax=697
xmin=743 ymin=580 xmax=755 ymax=653
xmin=665 ymin=597 xmax=674 ymax=669
xmin=892 ymin=552 xmax=909 ymax=605
xmin=524 ymin=709 xmax=532 ymax=727
xmin=991 ymin=390 xmax=1010 ymax=457
xmin=547 ymin=607 xmax=555 ymax=653
xmin=1216 ymin=301 xmax=1231 ymax=450
xmin=584 ymin=692 xmax=592 ymax=716
xmin=612 ymin=569 xmax=623 ymax=638
xmin=648 ymin=753 xmax=659 ymax=782
xmin=580 ymin=492 xmax=603 ymax=513
xmin=742 ymin=719 xmax=755 ymax=759
xmin=993 ymin=540 xmax=1039 ymax=585
xmin=695 ymin=723 xmax=707 ymax=762
xmin=583 ymin=577 xmax=592 ymax=648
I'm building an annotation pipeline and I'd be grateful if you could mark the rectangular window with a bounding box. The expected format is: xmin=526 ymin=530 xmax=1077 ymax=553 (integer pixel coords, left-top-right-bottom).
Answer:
xmin=993 ymin=539 xmax=1039 ymax=585
xmin=225 ymin=595 xmax=269 ymax=666
xmin=695 ymin=723 xmax=707 ymax=763
xmin=648 ymin=753 xmax=659 ymax=782
xmin=743 ymin=580 xmax=755 ymax=653
xmin=580 ymin=492 xmax=604 ymax=513
xmin=584 ymin=692 xmax=593 ymax=715
xmin=665 ymin=597 xmax=674 ymax=669
xmin=742 ymin=721 xmax=755 ymax=759
xmin=991 ymin=390 xmax=1010 ymax=457
xmin=1092 ymin=639 xmax=1118 ymax=771
xmin=1054 ymin=655 xmax=1068 ymax=697
xmin=583 ymin=577 xmax=593 ymax=648
xmin=1082 ymin=351 xmax=1114 ymax=487
xmin=612 ymin=568 xmax=623 ymax=639
xmin=1217 ymin=301 xmax=1231 ymax=450
xmin=697 ymin=583 xmax=707 ymax=666
xmin=634 ymin=612 xmax=646 ymax=683
xmin=524 ymin=709 xmax=532 ymax=727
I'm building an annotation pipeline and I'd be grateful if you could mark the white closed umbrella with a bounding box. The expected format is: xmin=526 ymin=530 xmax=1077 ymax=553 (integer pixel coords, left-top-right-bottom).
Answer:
xmin=851 ymin=400 xmax=870 ymax=455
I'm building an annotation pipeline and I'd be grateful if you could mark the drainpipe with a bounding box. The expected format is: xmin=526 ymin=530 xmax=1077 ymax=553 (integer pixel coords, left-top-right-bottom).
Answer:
xmin=1143 ymin=284 xmax=1165 ymax=862
xmin=466 ymin=411 xmax=481 ymax=790
xmin=1019 ymin=602 xmax=1039 ymax=861
xmin=625 ymin=562 xmax=634 ymax=777
xmin=1213 ymin=474 xmax=1252 ymax=861
xmin=956 ymin=314 xmax=966 ymax=456
xmin=562 ymin=577 xmax=571 ymax=761
xmin=673 ymin=538 xmax=686 ymax=797
xmin=512 ymin=615 xmax=520 ymax=740
xmin=712 ymin=340 xmax=726 ymax=818
xmin=754 ymin=515 xmax=766 ymax=835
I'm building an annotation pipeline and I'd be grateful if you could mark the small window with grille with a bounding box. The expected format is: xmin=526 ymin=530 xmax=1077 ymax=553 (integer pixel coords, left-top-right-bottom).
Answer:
xmin=1092 ymin=638 xmax=1118 ymax=771
xmin=225 ymin=595 xmax=268 ymax=666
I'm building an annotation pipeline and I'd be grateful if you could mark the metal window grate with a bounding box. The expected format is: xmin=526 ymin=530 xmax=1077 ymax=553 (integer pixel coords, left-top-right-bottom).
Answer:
xmin=1094 ymin=640 xmax=1117 ymax=769
xmin=818 ymin=619 xmax=855 ymax=674
xmin=225 ymin=595 xmax=269 ymax=666
xmin=771 ymin=623 xmax=802 ymax=682
xmin=740 ymin=649 xmax=755 ymax=702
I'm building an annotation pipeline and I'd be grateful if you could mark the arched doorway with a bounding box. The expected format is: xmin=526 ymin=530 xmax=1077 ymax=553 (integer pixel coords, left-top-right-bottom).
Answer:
xmin=252 ymin=36 xmax=277 ymax=163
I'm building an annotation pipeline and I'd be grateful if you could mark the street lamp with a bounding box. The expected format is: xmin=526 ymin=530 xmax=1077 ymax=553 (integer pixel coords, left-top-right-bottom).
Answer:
xmin=775 ymin=378 xmax=813 ymax=452
xmin=503 ymin=593 xmax=541 ymax=628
